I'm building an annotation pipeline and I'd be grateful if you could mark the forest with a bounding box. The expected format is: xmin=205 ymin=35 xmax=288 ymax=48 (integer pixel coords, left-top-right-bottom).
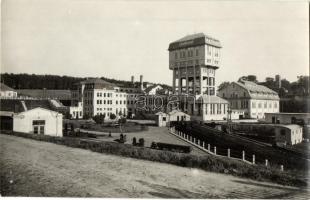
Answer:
xmin=0 ymin=73 xmax=172 ymax=90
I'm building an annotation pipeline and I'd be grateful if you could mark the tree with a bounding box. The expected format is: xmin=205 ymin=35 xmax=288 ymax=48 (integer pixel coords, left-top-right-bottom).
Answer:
xmin=218 ymin=81 xmax=230 ymax=91
xmin=110 ymin=113 xmax=116 ymax=120
xmin=93 ymin=114 xmax=105 ymax=124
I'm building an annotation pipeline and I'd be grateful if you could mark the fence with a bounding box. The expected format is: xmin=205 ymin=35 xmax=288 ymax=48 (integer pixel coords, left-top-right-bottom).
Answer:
xmin=169 ymin=126 xmax=285 ymax=171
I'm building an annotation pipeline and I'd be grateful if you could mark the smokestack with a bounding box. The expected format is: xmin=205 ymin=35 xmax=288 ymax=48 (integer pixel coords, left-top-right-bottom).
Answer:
xmin=275 ymin=75 xmax=281 ymax=88
xmin=140 ymin=75 xmax=143 ymax=91
xmin=131 ymin=76 xmax=134 ymax=84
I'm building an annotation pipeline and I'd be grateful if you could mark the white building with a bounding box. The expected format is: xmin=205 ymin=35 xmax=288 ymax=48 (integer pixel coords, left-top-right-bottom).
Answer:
xmin=168 ymin=33 xmax=221 ymax=95
xmin=70 ymin=78 xmax=142 ymax=119
xmin=0 ymin=83 xmax=17 ymax=98
xmin=168 ymin=110 xmax=191 ymax=122
xmin=167 ymin=33 xmax=228 ymax=121
xmin=13 ymin=107 xmax=63 ymax=137
xmin=275 ymin=124 xmax=303 ymax=146
xmin=218 ymin=80 xmax=280 ymax=119
xmin=155 ymin=112 xmax=169 ymax=127
xmin=187 ymin=95 xmax=229 ymax=121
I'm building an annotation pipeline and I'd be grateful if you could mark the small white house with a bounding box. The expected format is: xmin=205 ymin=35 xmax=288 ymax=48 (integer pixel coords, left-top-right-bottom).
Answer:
xmin=275 ymin=124 xmax=303 ymax=146
xmin=168 ymin=110 xmax=190 ymax=122
xmin=155 ymin=112 xmax=169 ymax=127
xmin=13 ymin=107 xmax=63 ymax=137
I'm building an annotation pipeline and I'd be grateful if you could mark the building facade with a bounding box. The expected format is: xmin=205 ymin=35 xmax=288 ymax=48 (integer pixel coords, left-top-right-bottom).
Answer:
xmin=70 ymin=79 xmax=142 ymax=119
xmin=218 ymin=80 xmax=280 ymax=119
xmin=168 ymin=33 xmax=221 ymax=95
xmin=13 ymin=107 xmax=63 ymax=137
xmin=167 ymin=33 xmax=228 ymax=121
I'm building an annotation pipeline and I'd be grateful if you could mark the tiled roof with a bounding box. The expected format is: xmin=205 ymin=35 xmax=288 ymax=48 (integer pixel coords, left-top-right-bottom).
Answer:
xmin=235 ymin=80 xmax=278 ymax=95
xmin=17 ymin=89 xmax=71 ymax=100
xmin=0 ymin=99 xmax=56 ymax=113
xmin=0 ymin=83 xmax=15 ymax=92
xmin=168 ymin=33 xmax=222 ymax=51
xmin=197 ymin=95 xmax=229 ymax=104
xmin=82 ymin=78 xmax=116 ymax=89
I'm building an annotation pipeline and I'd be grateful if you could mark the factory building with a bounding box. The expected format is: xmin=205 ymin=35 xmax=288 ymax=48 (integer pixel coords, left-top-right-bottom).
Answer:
xmin=218 ymin=80 xmax=280 ymax=119
xmin=168 ymin=33 xmax=228 ymax=121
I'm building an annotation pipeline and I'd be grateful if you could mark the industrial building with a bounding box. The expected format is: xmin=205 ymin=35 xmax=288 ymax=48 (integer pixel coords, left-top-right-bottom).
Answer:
xmin=70 ymin=77 xmax=144 ymax=119
xmin=168 ymin=33 xmax=229 ymax=121
xmin=218 ymin=80 xmax=280 ymax=119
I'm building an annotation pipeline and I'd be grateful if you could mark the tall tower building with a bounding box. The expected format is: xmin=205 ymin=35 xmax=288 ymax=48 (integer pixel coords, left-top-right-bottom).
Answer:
xmin=168 ymin=33 xmax=222 ymax=95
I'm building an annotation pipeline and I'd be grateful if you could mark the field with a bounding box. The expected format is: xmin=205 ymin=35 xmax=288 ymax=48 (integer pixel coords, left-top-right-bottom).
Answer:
xmin=1 ymin=134 xmax=309 ymax=198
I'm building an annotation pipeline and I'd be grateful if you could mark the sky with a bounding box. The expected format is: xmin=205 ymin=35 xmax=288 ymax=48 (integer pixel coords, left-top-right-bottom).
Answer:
xmin=1 ymin=0 xmax=309 ymax=86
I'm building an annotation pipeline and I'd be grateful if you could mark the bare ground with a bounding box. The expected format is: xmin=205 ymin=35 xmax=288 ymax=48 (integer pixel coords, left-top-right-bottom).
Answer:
xmin=0 ymin=134 xmax=308 ymax=198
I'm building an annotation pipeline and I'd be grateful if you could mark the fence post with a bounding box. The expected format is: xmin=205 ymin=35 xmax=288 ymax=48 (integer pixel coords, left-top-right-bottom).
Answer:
xmin=194 ymin=137 xmax=196 ymax=144
xmin=227 ymin=148 xmax=230 ymax=158
xmin=280 ymin=165 xmax=284 ymax=171
xmin=242 ymin=151 xmax=245 ymax=161
xmin=214 ymin=146 xmax=217 ymax=155
xmin=252 ymin=154 xmax=255 ymax=164
xmin=265 ymin=159 xmax=268 ymax=167
xmin=208 ymin=144 xmax=210 ymax=152
xmin=198 ymin=139 xmax=200 ymax=146
xmin=203 ymin=141 xmax=205 ymax=148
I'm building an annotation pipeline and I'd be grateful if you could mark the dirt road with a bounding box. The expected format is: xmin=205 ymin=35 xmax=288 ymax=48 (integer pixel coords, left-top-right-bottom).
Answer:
xmin=0 ymin=134 xmax=308 ymax=198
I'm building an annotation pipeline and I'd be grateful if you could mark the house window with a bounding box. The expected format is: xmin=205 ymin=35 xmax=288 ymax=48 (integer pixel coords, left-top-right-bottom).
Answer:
xmin=163 ymin=117 xmax=166 ymax=121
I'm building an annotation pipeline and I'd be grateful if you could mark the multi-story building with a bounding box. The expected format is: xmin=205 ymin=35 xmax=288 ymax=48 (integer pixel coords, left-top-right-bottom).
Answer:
xmin=70 ymin=78 xmax=142 ymax=119
xmin=218 ymin=80 xmax=280 ymax=119
xmin=168 ymin=33 xmax=221 ymax=95
xmin=168 ymin=33 xmax=228 ymax=121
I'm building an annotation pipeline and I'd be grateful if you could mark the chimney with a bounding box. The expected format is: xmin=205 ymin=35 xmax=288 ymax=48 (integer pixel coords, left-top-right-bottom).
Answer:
xmin=140 ymin=75 xmax=143 ymax=91
xmin=275 ymin=75 xmax=281 ymax=88
xmin=131 ymin=76 xmax=134 ymax=84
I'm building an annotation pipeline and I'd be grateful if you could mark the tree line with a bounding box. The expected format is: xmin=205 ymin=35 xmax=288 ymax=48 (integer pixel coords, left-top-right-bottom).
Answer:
xmin=0 ymin=73 xmax=172 ymax=90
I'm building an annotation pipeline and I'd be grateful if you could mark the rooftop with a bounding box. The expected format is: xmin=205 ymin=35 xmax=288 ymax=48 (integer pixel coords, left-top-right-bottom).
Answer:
xmin=0 ymin=83 xmax=15 ymax=92
xmin=197 ymin=95 xmax=229 ymax=104
xmin=168 ymin=33 xmax=222 ymax=51
xmin=236 ymin=80 xmax=278 ymax=95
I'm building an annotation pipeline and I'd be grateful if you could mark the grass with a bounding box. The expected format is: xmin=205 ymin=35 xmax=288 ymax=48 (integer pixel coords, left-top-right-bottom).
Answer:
xmin=0 ymin=130 xmax=307 ymax=187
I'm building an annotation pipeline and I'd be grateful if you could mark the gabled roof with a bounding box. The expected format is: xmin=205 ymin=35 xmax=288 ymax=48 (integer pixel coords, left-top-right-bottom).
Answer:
xmin=197 ymin=95 xmax=229 ymax=104
xmin=168 ymin=110 xmax=190 ymax=116
xmin=235 ymin=80 xmax=278 ymax=95
xmin=168 ymin=33 xmax=222 ymax=51
xmin=144 ymin=85 xmax=162 ymax=93
xmin=155 ymin=111 xmax=168 ymax=116
xmin=0 ymin=83 xmax=15 ymax=92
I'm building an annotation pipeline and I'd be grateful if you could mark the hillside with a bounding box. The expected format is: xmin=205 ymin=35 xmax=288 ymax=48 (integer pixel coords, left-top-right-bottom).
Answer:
xmin=1 ymin=134 xmax=308 ymax=198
